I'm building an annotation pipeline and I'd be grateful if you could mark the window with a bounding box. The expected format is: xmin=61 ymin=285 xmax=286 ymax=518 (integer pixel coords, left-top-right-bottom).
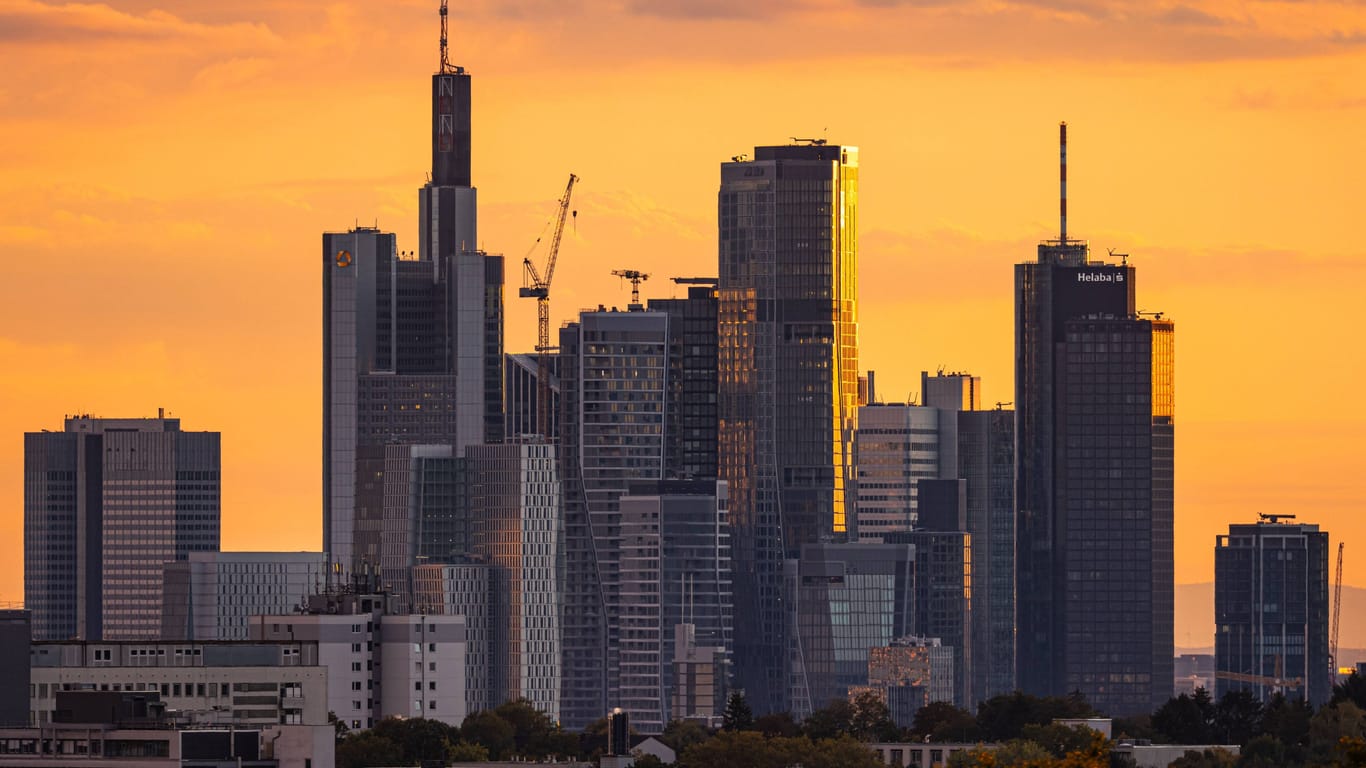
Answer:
xmin=428 ymin=682 xmax=436 ymax=690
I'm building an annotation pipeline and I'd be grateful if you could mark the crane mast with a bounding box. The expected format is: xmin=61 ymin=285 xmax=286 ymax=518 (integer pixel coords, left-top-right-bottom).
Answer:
xmin=1331 ymin=541 xmax=1344 ymax=682
xmin=520 ymin=173 xmax=577 ymax=438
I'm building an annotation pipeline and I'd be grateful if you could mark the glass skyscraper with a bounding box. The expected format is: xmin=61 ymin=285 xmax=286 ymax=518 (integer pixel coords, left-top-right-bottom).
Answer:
xmin=1215 ymin=519 xmax=1331 ymax=706
xmin=1015 ymin=230 xmax=1175 ymax=715
xmin=718 ymin=142 xmax=859 ymax=715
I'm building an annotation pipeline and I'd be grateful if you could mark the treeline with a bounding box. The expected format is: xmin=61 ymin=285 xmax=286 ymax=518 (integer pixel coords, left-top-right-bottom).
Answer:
xmin=333 ymin=673 xmax=1366 ymax=768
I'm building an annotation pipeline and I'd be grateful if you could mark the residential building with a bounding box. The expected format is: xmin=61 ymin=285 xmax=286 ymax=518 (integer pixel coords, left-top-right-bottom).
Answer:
xmin=617 ymin=479 xmax=732 ymax=733
xmin=558 ymin=309 xmax=669 ymax=728
xmin=1215 ymin=518 xmax=1331 ymax=706
xmin=161 ymin=552 xmax=328 ymax=641
xmin=252 ymin=586 xmax=470 ymax=729
xmin=649 ymin=282 xmax=720 ymax=481
xmin=24 ymin=415 xmax=220 ymax=641
xmin=28 ymin=640 xmax=327 ymax=726
xmin=719 ymin=142 xmax=860 ymax=715
xmin=412 ymin=561 xmax=494 ymax=714
xmin=1014 ymin=124 xmax=1173 ymax=714
xmin=466 ymin=443 xmax=562 ymax=721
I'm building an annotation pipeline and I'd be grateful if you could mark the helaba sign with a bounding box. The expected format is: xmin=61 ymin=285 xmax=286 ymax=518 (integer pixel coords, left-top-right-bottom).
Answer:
xmin=1076 ymin=271 xmax=1124 ymax=283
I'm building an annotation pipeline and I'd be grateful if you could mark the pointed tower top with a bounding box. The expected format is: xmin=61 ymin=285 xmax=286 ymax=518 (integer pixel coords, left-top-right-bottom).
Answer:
xmin=439 ymin=1 xmax=464 ymax=74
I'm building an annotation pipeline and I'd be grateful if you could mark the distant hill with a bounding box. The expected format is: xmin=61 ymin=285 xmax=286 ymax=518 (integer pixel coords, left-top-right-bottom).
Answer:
xmin=1176 ymin=583 xmax=1366 ymax=661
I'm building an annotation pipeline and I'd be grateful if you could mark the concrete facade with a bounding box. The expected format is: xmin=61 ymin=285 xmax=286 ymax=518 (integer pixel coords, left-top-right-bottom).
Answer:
xmin=24 ymin=416 xmax=220 ymax=642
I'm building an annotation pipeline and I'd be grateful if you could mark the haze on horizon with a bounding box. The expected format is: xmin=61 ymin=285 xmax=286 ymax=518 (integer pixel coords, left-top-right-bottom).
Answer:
xmin=2 ymin=0 xmax=1364 ymax=646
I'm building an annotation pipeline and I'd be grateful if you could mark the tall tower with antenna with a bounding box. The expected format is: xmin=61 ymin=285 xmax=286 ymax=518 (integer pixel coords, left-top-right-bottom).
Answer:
xmin=1013 ymin=123 xmax=1174 ymax=716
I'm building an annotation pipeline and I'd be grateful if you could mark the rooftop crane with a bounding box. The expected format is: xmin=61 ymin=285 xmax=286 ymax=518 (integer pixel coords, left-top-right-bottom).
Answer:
xmin=1331 ymin=541 xmax=1345 ymax=680
xmin=611 ymin=269 xmax=650 ymax=309
xmin=520 ymin=173 xmax=577 ymax=438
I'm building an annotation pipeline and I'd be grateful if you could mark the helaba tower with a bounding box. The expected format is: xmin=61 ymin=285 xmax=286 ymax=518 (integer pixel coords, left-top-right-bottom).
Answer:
xmin=323 ymin=3 xmax=503 ymax=573
xmin=1014 ymin=124 xmax=1174 ymax=715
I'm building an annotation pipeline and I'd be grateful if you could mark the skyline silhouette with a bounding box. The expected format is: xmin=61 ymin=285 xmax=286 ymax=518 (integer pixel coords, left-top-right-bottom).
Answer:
xmin=2 ymin=1 xmax=1363 ymax=651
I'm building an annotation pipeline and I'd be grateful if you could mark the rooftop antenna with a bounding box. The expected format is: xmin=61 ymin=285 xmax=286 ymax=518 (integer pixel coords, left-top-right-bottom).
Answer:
xmin=1059 ymin=121 xmax=1068 ymax=243
xmin=439 ymin=1 xmax=463 ymax=74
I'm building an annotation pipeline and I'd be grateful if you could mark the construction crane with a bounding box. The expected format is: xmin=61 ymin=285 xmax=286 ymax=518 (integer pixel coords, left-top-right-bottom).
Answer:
xmin=520 ymin=173 xmax=577 ymax=438
xmin=1331 ymin=542 xmax=1345 ymax=680
xmin=671 ymin=277 xmax=718 ymax=286
xmin=611 ymin=269 xmax=650 ymax=309
xmin=1214 ymin=670 xmax=1304 ymax=692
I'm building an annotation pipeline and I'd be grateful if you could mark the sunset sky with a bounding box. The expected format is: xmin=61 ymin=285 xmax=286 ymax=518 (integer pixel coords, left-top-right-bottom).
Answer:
xmin=2 ymin=0 xmax=1364 ymax=644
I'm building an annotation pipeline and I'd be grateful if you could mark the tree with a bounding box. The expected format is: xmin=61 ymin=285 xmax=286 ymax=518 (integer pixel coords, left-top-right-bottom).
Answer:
xmin=633 ymin=754 xmax=669 ymax=768
xmin=1235 ymin=734 xmax=1289 ymax=768
xmin=336 ymin=731 xmax=403 ymax=768
xmin=1261 ymin=693 xmax=1313 ymax=749
xmin=1309 ymin=702 xmax=1366 ymax=765
xmin=372 ymin=716 xmax=460 ymax=765
xmin=1169 ymin=748 xmax=1238 ymax=768
xmin=1019 ymin=724 xmax=1098 ymax=758
xmin=848 ymin=691 xmax=900 ymax=742
xmin=975 ymin=692 xmax=1096 ymax=742
xmin=911 ymin=701 xmax=978 ymax=742
xmin=661 ymin=719 xmax=713 ymax=751
xmin=1153 ymin=690 xmax=1215 ymax=744
xmin=805 ymin=698 xmax=855 ymax=741
xmin=677 ymin=732 xmax=880 ymax=768
xmin=579 ymin=716 xmax=610 ymax=760
xmin=461 ymin=709 xmax=515 ymax=760
xmin=1335 ymin=673 xmax=1366 ymax=712
xmin=755 ymin=711 xmax=802 ymax=738
xmin=722 ymin=691 xmax=754 ymax=731
xmin=1110 ymin=714 xmax=1156 ymax=743
xmin=448 ymin=740 xmax=490 ymax=762
xmin=328 ymin=711 xmax=350 ymax=741
xmin=1210 ymin=690 xmax=1263 ymax=746
xmin=493 ymin=698 xmax=557 ymax=757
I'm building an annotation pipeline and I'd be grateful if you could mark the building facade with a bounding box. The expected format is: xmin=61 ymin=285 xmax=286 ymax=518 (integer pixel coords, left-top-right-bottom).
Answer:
xmin=854 ymin=404 xmax=944 ymax=542
xmin=412 ymin=562 xmax=494 ymax=714
xmin=718 ymin=142 xmax=860 ymax=715
xmin=557 ymin=309 xmax=670 ymax=728
xmin=24 ymin=416 xmax=221 ymax=642
xmin=0 ymin=610 xmax=29 ymax=726
xmin=1215 ymin=519 xmax=1331 ymax=706
xmin=466 ymin=443 xmax=562 ymax=721
xmin=792 ymin=543 xmax=914 ymax=716
xmin=616 ymin=480 xmax=732 ymax=733
xmin=29 ymin=640 xmax=328 ymax=727
xmin=160 ymin=552 xmax=328 ymax=641
xmin=505 ymin=352 xmax=561 ymax=442
xmin=1015 ymin=222 xmax=1174 ymax=713
xmin=649 ymin=284 xmax=720 ymax=481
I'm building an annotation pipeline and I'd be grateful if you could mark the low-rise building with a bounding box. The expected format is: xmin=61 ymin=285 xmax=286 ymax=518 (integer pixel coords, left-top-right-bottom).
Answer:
xmin=28 ymin=640 xmax=327 ymax=727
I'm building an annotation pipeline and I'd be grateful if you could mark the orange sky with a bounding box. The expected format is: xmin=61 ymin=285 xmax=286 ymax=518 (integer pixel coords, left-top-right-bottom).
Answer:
xmin=2 ymin=0 xmax=1364 ymax=645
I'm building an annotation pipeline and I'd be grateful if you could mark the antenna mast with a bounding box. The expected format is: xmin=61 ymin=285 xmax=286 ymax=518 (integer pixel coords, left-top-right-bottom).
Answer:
xmin=439 ymin=1 xmax=461 ymax=74
xmin=1060 ymin=121 xmax=1068 ymax=243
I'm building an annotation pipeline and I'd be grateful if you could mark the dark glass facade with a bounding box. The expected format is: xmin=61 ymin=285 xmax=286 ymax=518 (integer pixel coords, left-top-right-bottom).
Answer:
xmin=957 ymin=408 xmax=1016 ymax=702
xmin=793 ymin=543 xmax=914 ymax=713
xmin=1015 ymin=241 xmax=1173 ymax=715
xmin=1215 ymin=521 xmax=1331 ymax=706
xmin=719 ymin=143 xmax=859 ymax=716
xmin=649 ymin=285 xmax=720 ymax=480
xmin=505 ymin=352 xmax=561 ymax=442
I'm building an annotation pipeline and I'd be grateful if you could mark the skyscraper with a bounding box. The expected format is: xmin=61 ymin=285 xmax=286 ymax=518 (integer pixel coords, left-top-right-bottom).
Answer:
xmin=557 ymin=308 xmax=670 ymax=728
xmin=24 ymin=415 xmax=221 ymax=641
xmin=650 ymin=282 xmax=720 ymax=481
xmin=719 ymin=142 xmax=859 ymax=715
xmin=617 ymin=479 xmax=732 ymax=733
xmin=1014 ymin=123 xmax=1174 ymax=714
xmin=1215 ymin=517 xmax=1331 ymax=706
xmin=322 ymin=16 xmax=503 ymax=573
